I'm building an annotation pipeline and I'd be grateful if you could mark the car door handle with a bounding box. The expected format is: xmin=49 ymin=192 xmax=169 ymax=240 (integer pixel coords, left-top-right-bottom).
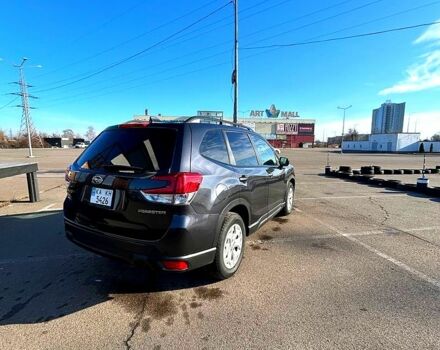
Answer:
xmin=239 ymin=175 xmax=248 ymax=183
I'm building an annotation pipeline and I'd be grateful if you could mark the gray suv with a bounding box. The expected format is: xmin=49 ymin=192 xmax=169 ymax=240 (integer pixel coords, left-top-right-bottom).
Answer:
xmin=64 ymin=117 xmax=295 ymax=279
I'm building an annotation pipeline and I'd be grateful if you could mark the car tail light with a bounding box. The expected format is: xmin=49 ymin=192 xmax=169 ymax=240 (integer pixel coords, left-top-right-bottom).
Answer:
xmin=118 ymin=121 xmax=150 ymax=128
xmin=140 ymin=172 xmax=202 ymax=205
xmin=162 ymin=260 xmax=189 ymax=271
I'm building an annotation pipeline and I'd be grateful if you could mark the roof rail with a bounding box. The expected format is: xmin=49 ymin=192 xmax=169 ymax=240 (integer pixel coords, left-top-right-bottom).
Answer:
xmin=184 ymin=116 xmax=253 ymax=131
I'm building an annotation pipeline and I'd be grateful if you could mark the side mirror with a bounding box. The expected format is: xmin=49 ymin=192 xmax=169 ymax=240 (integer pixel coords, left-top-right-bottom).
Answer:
xmin=279 ymin=156 xmax=289 ymax=167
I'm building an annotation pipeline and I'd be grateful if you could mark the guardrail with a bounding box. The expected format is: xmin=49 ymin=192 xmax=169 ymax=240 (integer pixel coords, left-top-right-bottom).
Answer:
xmin=0 ymin=163 xmax=40 ymax=202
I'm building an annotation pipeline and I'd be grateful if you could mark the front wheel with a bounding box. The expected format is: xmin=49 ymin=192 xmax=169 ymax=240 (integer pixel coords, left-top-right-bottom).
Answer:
xmin=212 ymin=213 xmax=245 ymax=280
xmin=280 ymin=182 xmax=295 ymax=216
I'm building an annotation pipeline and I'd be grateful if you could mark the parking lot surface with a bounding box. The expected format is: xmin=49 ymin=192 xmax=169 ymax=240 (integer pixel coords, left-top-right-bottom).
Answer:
xmin=0 ymin=148 xmax=439 ymax=349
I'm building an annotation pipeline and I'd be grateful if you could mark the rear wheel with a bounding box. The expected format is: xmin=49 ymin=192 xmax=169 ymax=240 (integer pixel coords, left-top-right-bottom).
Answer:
xmin=280 ymin=182 xmax=294 ymax=216
xmin=212 ymin=213 xmax=245 ymax=280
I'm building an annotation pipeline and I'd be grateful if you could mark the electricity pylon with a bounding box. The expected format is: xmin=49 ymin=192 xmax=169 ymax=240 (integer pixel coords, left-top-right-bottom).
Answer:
xmin=10 ymin=57 xmax=43 ymax=157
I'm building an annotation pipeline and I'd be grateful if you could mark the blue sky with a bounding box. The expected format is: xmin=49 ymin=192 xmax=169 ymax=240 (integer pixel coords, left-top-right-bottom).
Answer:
xmin=1 ymin=0 xmax=440 ymax=139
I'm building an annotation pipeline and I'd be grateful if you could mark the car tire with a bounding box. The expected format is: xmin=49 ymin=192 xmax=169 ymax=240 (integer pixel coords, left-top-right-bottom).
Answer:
xmin=212 ymin=213 xmax=245 ymax=280
xmin=279 ymin=182 xmax=295 ymax=216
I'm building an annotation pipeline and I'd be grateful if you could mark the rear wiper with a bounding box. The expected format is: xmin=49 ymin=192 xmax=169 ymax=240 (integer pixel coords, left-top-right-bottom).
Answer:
xmin=102 ymin=164 xmax=144 ymax=173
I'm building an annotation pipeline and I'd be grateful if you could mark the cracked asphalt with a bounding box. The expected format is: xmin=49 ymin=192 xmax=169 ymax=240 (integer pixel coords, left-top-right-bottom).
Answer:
xmin=0 ymin=148 xmax=440 ymax=349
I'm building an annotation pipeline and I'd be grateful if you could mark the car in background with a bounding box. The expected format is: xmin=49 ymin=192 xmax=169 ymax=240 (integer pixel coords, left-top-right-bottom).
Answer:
xmin=74 ymin=142 xmax=87 ymax=149
xmin=64 ymin=117 xmax=295 ymax=279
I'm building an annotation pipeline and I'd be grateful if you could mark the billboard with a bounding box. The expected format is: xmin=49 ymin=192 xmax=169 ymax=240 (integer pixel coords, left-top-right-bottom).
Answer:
xmin=197 ymin=111 xmax=223 ymax=118
xmin=298 ymin=123 xmax=315 ymax=135
xmin=276 ymin=123 xmax=299 ymax=135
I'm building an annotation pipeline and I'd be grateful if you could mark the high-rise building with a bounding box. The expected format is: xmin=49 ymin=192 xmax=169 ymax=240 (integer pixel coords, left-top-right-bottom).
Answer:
xmin=371 ymin=101 xmax=405 ymax=134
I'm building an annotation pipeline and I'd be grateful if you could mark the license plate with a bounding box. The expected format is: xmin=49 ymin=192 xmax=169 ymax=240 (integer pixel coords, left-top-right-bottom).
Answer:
xmin=90 ymin=187 xmax=113 ymax=207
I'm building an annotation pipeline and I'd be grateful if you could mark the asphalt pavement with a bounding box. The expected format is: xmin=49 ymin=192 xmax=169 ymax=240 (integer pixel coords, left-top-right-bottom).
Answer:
xmin=0 ymin=148 xmax=439 ymax=349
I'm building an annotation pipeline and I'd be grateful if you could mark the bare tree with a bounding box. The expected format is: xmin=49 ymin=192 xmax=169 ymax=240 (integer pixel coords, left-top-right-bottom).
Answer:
xmin=85 ymin=126 xmax=96 ymax=141
xmin=62 ymin=129 xmax=75 ymax=138
xmin=345 ymin=128 xmax=359 ymax=141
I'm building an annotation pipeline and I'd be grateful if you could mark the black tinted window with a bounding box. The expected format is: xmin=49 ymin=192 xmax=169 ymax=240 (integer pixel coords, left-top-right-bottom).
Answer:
xmin=200 ymin=130 xmax=229 ymax=164
xmin=249 ymin=134 xmax=278 ymax=166
xmin=226 ymin=132 xmax=258 ymax=166
xmin=76 ymin=128 xmax=176 ymax=173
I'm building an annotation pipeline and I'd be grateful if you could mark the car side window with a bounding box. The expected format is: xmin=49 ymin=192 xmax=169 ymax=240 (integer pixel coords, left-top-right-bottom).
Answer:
xmin=249 ymin=133 xmax=278 ymax=166
xmin=226 ymin=132 xmax=259 ymax=166
xmin=200 ymin=129 xmax=230 ymax=164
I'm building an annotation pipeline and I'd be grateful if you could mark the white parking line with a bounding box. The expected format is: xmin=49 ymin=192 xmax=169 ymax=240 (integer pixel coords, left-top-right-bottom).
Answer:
xmin=259 ymin=226 xmax=440 ymax=245
xmin=298 ymin=181 xmax=359 ymax=185
xmin=38 ymin=203 xmax=55 ymax=212
xmin=297 ymin=194 xmax=407 ymax=200
xmin=307 ymin=215 xmax=440 ymax=290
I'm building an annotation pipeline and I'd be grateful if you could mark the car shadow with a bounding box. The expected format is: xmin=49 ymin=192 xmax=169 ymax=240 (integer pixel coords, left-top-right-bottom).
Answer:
xmin=0 ymin=211 xmax=217 ymax=325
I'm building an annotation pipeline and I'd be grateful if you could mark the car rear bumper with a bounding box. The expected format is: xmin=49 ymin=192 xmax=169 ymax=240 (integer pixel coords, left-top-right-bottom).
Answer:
xmin=64 ymin=217 xmax=217 ymax=271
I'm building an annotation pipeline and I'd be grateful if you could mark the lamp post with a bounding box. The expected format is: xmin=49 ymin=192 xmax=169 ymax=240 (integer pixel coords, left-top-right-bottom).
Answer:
xmin=337 ymin=105 xmax=352 ymax=151
xmin=232 ymin=0 xmax=239 ymax=124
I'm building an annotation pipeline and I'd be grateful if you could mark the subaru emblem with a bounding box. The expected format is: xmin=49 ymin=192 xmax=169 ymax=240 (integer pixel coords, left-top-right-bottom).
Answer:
xmin=91 ymin=175 xmax=104 ymax=185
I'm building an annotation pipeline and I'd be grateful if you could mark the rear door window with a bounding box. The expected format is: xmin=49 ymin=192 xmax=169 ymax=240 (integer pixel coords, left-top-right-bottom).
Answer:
xmin=226 ymin=132 xmax=259 ymax=166
xmin=200 ymin=130 xmax=230 ymax=164
xmin=75 ymin=128 xmax=176 ymax=173
xmin=249 ymin=133 xmax=278 ymax=166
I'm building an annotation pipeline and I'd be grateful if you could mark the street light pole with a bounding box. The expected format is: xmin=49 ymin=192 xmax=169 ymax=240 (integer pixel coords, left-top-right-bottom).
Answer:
xmin=337 ymin=105 xmax=352 ymax=150
xmin=232 ymin=0 xmax=239 ymax=124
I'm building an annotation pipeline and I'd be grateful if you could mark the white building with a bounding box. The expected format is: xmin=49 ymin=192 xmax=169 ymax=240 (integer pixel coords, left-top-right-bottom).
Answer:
xmin=371 ymin=101 xmax=405 ymax=134
xmin=342 ymin=133 xmax=421 ymax=153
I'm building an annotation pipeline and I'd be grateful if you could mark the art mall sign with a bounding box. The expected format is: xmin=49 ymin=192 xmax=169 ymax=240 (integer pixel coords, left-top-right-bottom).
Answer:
xmin=249 ymin=104 xmax=299 ymax=118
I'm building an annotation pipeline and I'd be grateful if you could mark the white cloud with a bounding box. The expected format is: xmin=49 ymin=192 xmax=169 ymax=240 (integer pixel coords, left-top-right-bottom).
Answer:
xmin=413 ymin=21 xmax=440 ymax=45
xmin=379 ymin=21 xmax=440 ymax=95
xmin=407 ymin=110 xmax=440 ymax=139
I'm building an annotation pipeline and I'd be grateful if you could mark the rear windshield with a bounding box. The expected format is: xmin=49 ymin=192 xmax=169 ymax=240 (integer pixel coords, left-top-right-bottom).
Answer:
xmin=75 ymin=128 xmax=176 ymax=173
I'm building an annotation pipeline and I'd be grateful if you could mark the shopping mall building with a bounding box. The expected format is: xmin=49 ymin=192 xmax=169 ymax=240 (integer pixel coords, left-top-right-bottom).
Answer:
xmin=134 ymin=106 xmax=316 ymax=148
xmin=227 ymin=105 xmax=315 ymax=148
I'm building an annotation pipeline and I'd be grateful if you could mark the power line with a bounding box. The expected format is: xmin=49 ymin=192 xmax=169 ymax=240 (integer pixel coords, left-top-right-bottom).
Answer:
xmin=36 ymin=0 xmax=372 ymax=98
xmin=34 ymin=1 xmax=232 ymax=93
xmin=241 ymin=21 xmax=440 ymax=49
xmin=242 ymin=0 xmax=386 ymax=47
xmin=39 ymin=60 xmax=233 ymax=109
xmin=0 ymin=96 xmax=18 ymax=110
xmin=296 ymin=0 xmax=440 ymax=45
xmin=41 ymin=48 xmax=233 ymax=104
xmin=37 ymin=0 xmax=437 ymax=102
xmin=36 ymin=16 xmax=440 ymax=109
xmin=69 ymin=0 xmax=147 ymax=44
xmin=36 ymin=0 xmax=288 ymax=89
xmin=239 ymin=0 xmax=357 ymax=41
xmin=40 ymin=0 xmax=377 ymax=96
xmin=34 ymin=0 xmax=225 ymax=80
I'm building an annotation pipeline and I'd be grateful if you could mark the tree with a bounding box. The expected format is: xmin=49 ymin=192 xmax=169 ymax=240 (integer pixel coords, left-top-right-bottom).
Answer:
xmin=345 ymin=128 xmax=359 ymax=141
xmin=431 ymin=133 xmax=440 ymax=141
xmin=62 ymin=129 xmax=74 ymax=138
xmin=0 ymin=130 xmax=7 ymax=148
xmin=85 ymin=126 xmax=96 ymax=141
